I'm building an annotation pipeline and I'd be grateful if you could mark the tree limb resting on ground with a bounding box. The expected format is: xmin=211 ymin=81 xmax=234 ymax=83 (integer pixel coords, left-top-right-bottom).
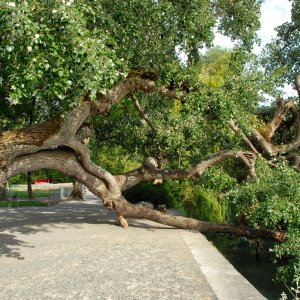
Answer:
xmin=0 ymin=76 xmax=290 ymax=243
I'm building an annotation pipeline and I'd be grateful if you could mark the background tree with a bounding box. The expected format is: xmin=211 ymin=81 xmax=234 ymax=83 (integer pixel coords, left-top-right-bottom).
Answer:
xmin=263 ymin=0 xmax=300 ymax=85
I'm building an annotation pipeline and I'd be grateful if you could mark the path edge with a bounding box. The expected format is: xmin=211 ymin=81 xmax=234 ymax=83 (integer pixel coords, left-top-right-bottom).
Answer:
xmin=181 ymin=230 xmax=267 ymax=300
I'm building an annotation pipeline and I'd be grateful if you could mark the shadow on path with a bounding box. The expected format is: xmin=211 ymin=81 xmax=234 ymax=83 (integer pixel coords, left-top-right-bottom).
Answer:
xmin=0 ymin=199 xmax=175 ymax=259
xmin=0 ymin=200 xmax=120 ymax=258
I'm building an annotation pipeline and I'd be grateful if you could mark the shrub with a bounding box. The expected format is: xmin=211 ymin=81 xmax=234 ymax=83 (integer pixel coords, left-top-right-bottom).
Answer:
xmin=124 ymin=182 xmax=172 ymax=208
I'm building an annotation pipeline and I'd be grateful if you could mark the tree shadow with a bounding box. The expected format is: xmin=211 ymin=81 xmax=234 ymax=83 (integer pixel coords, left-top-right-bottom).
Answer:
xmin=0 ymin=232 xmax=31 ymax=260
xmin=0 ymin=200 xmax=177 ymax=259
xmin=0 ymin=201 xmax=119 ymax=259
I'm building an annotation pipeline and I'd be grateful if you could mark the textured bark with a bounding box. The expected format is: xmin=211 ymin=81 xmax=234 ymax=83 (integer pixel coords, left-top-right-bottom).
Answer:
xmin=250 ymin=80 xmax=300 ymax=157
xmin=0 ymin=169 xmax=7 ymax=201
xmin=112 ymin=200 xmax=286 ymax=242
xmin=115 ymin=150 xmax=256 ymax=191
xmin=68 ymin=180 xmax=84 ymax=200
xmin=252 ymin=128 xmax=300 ymax=156
xmin=262 ymin=99 xmax=295 ymax=141
xmin=27 ymin=172 xmax=34 ymax=200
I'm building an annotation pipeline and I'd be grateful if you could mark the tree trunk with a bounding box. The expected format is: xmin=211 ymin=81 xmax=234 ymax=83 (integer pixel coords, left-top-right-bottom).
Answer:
xmin=0 ymin=170 xmax=7 ymax=201
xmin=68 ymin=180 xmax=84 ymax=200
xmin=27 ymin=172 xmax=34 ymax=199
xmin=110 ymin=197 xmax=287 ymax=243
xmin=0 ymin=185 xmax=7 ymax=201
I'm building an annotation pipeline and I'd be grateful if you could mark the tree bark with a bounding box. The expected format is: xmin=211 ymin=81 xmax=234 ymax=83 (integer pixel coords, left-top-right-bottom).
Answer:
xmin=0 ymin=169 xmax=7 ymax=201
xmin=68 ymin=180 xmax=84 ymax=200
xmin=113 ymin=199 xmax=286 ymax=242
xmin=0 ymin=185 xmax=7 ymax=201
xmin=115 ymin=150 xmax=256 ymax=191
xmin=27 ymin=171 xmax=34 ymax=200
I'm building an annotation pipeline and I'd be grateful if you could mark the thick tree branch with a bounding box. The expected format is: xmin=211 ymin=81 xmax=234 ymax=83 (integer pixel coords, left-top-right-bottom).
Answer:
xmin=113 ymin=200 xmax=287 ymax=243
xmin=92 ymin=78 xmax=187 ymax=114
xmin=252 ymin=128 xmax=300 ymax=156
xmin=115 ymin=150 xmax=256 ymax=191
xmin=18 ymin=147 xmax=276 ymax=245
xmin=0 ymin=102 xmax=92 ymax=164
xmin=229 ymin=119 xmax=260 ymax=155
xmin=130 ymin=93 xmax=163 ymax=167
xmin=66 ymin=139 xmax=120 ymax=194
xmin=6 ymin=149 xmax=285 ymax=243
xmin=250 ymin=92 xmax=300 ymax=157
xmin=261 ymin=99 xmax=296 ymax=141
xmin=6 ymin=149 xmax=119 ymax=208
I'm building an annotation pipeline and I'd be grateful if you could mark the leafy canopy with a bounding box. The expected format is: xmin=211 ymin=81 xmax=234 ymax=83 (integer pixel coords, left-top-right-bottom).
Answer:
xmin=1 ymin=0 xmax=262 ymax=117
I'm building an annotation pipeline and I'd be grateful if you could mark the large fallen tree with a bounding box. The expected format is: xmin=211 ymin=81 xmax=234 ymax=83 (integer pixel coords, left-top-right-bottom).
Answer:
xmin=1 ymin=74 xmax=295 ymax=242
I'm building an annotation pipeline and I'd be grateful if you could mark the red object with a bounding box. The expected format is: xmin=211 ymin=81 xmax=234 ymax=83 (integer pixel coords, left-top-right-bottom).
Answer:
xmin=34 ymin=178 xmax=53 ymax=184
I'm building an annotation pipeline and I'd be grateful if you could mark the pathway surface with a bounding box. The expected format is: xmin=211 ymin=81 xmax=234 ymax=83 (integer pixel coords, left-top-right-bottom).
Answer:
xmin=0 ymin=192 xmax=265 ymax=299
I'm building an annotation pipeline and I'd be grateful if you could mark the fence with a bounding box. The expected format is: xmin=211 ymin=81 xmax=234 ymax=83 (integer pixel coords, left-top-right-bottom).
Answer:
xmin=3 ymin=185 xmax=76 ymax=207
xmin=48 ymin=187 xmax=72 ymax=206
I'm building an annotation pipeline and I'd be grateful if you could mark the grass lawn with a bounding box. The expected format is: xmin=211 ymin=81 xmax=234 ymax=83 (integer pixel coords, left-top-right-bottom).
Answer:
xmin=0 ymin=200 xmax=48 ymax=207
xmin=0 ymin=189 xmax=54 ymax=207
xmin=7 ymin=189 xmax=51 ymax=199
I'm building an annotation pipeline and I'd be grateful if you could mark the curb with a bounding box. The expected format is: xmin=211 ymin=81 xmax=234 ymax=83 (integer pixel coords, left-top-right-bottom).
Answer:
xmin=181 ymin=230 xmax=266 ymax=300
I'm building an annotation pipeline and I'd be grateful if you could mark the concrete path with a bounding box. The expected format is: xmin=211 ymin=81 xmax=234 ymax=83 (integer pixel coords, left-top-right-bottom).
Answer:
xmin=0 ymin=192 xmax=265 ymax=299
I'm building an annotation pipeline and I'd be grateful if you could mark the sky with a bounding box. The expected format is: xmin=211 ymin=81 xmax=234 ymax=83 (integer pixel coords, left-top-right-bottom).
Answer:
xmin=214 ymin=0 xmax=292 ymax=52
xmin=213 ymin=0 xmax=297 ymax=97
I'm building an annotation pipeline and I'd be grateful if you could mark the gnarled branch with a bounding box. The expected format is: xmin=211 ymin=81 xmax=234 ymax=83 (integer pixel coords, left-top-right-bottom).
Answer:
xmin=130 ymin=93 xmax=163 ymax=167
xmin=260 ymin=99 xmax=296 ymax=141
xmin=6 ymin=149 xmax=285 ymax=243
xmin=252 ymin=128 xmax=300 ymax=156
xmin=229 ymin=119 xmax=259 ymax=155
xmin=113 ymin=199 xmax=287 ymax=243
xmin=115 ymin=150 xmax=256 ymax=191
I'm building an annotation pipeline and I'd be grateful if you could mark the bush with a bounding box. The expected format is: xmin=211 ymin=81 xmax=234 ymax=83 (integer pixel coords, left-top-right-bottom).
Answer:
xmin=226 ymin=158 xmax=300 ymax=291
xmin=178 ymin=183 xmax=227 ymax=223
xmin=124 ymin=182 xmax=172 ymax=208
xmin=124 ymin=180 xmax=227 ymax=221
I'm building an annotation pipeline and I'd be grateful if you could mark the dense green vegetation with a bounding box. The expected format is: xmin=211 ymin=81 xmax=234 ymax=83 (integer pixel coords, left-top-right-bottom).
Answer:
xmin=1 ymin=1 xmax=299 ymax=297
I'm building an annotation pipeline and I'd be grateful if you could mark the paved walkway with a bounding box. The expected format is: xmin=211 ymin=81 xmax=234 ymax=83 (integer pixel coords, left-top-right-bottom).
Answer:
xmin=0 ymin=192 xmax=265 ymax=299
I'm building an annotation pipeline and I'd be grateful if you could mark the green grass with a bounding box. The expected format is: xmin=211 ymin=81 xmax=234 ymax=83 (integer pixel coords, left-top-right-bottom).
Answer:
xmin=7 ymin=189 xmax=51 ymax=199
xmin=0 ymin=200 xmax=48 ymax=207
